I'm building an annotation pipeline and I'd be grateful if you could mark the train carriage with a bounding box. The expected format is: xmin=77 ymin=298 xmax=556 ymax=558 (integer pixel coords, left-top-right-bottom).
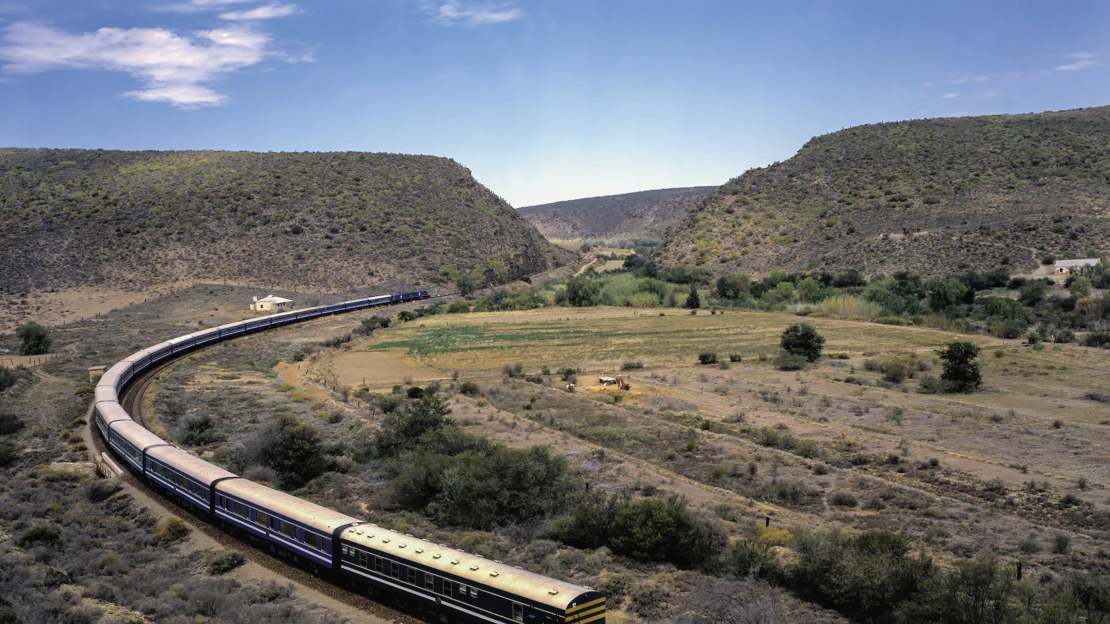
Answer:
xmin=106 ymin=420 xmax=167 ymax=472
xmin=93 ymin=401 xmax=132 ymax=439
xmin=339 ymin=526 xmax=604 ymax=624
xmin=145 ymin=446 xmax=236 ymax=512
xmin=214 ymin=478 xmax=360 ymax=570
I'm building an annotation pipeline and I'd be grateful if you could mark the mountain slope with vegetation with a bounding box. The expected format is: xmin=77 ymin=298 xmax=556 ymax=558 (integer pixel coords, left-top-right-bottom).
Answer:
xmin=519 ymin=186 xmax=715 ymax=241
xmin=0 ymin=149 xmax=567 ymax=293
xmin=659 ymin=106 xmax=1110 ymax=277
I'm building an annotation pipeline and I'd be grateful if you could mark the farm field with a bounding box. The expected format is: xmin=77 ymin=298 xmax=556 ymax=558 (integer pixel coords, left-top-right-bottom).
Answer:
xmin=148 ymin=303 xmax=1110 ymax=621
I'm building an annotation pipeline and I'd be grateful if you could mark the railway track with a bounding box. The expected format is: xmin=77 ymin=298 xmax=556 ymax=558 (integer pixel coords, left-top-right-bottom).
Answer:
xmin=98 ymin=336 xmax=424 ymax=624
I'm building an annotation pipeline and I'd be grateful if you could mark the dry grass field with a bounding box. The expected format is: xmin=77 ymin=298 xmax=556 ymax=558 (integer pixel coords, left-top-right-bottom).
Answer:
xmin=44 ymin=296 xmax=1104 ymax=622
xmin=146 ymin=303 xmax=1108 ymax=621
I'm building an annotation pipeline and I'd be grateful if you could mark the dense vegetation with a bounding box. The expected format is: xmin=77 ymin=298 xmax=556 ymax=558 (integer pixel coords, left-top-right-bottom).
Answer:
xmin=660 ymin=106 xmax=1110 ymax=277
xmin=375 ymin=395 xmax=577 ymax=530
xmin=518 ymin=186 xmax=714 ymax=241
xmin=0 ymin=149 xmax=566 ymax=292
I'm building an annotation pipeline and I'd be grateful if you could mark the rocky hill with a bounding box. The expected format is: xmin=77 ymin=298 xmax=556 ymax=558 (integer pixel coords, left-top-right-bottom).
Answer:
xmin=519 ymin=186 xmax=714 ymax=241
xmin=658 ymin=106 xmax=1110 ymax=277
xmin=0 ymin=149 xmax=568 ymax=293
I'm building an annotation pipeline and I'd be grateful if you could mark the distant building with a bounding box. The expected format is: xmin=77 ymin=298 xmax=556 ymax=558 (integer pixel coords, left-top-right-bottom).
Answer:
xmin=1054 ymin=259 xmax=1100 ymax=274
xmin=251 ymin=295 xmax=293 ymax=312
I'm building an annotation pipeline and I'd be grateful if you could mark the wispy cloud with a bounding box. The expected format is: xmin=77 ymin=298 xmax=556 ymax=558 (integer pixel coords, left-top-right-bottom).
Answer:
xmin=156 ymin=0 xmax=253 ymax=13
xmin=421 ymin=0 xmax=523 ymax=25
xmin=1055 ymin=52 xmax=1098 ymax=72
xmin=220 ymin=3 xmax=300 ymax=21
xmin=941 ymin=92 xmax=958 ymax=99
xmin=0 ymin=22 xmax=301 ymax=108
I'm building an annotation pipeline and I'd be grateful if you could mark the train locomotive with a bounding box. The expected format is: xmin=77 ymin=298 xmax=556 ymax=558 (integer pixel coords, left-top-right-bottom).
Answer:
xmin=92 ymin=290 xmax=605 ymax=624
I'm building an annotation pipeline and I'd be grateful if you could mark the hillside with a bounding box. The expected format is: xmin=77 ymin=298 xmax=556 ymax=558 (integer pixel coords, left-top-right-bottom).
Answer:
xmin=0 ymin=149 xmax=568 ymax=293
xmin=658 ymin=106 xmax=1110 ymax=277
xmin=518 ymin=186 xmax=714 ymax=241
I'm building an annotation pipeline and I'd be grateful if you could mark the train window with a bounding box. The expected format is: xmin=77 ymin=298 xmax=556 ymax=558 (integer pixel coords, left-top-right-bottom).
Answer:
xmin=256 ymin=511 xmax=268 ymax=527
xmin=442 ymin=580 xmax=452 ymax=597
xmin=407 ymin=569 xmax=416 ymax=584
xmin=234 ymin=502 xmax=247 ymax=518
xmin=425 ymin=573 xmax=435 ymax=590
xmin=470 ymin=588 xmax=478 ymax=598
xmin=459 ymin=584 xmax=468 ymax=597
xmin=390 ymin=562 xmax=399 ymax=579
xmin=304 ymin=531 xmax=314 ymax=546
xmin=359 ymin=552 xmax=368 ymax=568
xmin=322 ymin=538 xmax=330 ymax=552
xmin=512 ymin=603 xmax=524 ymax=622
xmin=375 ymin=557 xmax=383 ymax=573
xmin=279 ymin=520 xmax=292 ymax=536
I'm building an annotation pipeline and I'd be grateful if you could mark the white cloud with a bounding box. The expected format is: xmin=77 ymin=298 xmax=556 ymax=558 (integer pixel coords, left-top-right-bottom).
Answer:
xmin=157 ymin=0 xmax=255 ymax=13
xmin=1056 ymin=52 xmax=1098 ymax=72
xmin=422 ymin=0 xmax=523 ymax=25
xmin=941 ymin=92 xmax=958 ymax=99
xmin=220 ymin=3 xmax=300 ymax=21
xmin=0 ymin=22 xmax=289 ymax=108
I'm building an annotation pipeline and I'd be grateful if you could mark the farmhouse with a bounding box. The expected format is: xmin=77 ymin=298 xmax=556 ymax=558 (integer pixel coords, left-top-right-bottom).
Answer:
xmin=1054 ymin=258 xmax=1100 ymax=274
xmin=250 ymin=295 xmax=293 ymax=312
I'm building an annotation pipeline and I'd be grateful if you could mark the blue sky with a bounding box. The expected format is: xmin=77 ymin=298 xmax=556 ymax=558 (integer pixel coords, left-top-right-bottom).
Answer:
xmin=0 ymin=1 xmax=1108 ymax=206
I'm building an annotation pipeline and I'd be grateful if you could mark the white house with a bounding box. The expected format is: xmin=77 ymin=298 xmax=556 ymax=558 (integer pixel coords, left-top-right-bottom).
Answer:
xmin=1054 ymin=259 xmax=1100 ymax=274
xmin=251 ymin=295 xmax=293 ymax=312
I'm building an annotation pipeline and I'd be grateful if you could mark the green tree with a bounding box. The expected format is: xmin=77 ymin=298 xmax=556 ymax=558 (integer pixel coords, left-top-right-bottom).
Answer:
xmin=715 ymin=274 xmax=751 ymax=300
xmin=780 ymin=323 xmax=825 ymax=362
xmin=565 ymin=276 xmax=600 ymax=307
xmin=16 ymin=321 xmax=51 ymax=356
xmin=456 ymin=274 xmax=477 ymax=297
xmin=685 ymin=284 xmax=702 ymax=309
xmin=926 ymin=277 xmax=969 ymax=312
xmin=937 ymin=341 xmax=982 ymax=393
xmin=908 ymin=557 xmax=1017 ymax=624
xmin=1069 ymin=277 xmax=1092 ymax=298
xmin=255 ymin=414 xmax=326 ymax=489
xmin=376 ymin=395 xmax=453 ymax=457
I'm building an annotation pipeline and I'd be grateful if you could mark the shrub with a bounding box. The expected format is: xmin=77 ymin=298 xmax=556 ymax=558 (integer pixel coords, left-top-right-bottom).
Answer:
xmin=876 ymin=316 xmax=912 ymax=326
xmin=0 ymin=441 xmax=16 ymax=468
xmin=780 ymin=323 xmax=825 ymax=362
xmin=456 ymin=275 xmax=477 ymax=297
xmin=0 ymin=412 xmax=24 ymax=435
xmin=16 ymin=321 xmax=51 ymax=356
xmin=152 ymin=517 xmax=190 ymax=545
xmin=882 ymin=362 xmax=907 ymax=383
xmin=728 ymin=354 xmax=742 ymax=362
xmin=621 ymin=361 xmax=644 ymax=371
xmin=87 ymin=479 xmax=122 ymax=502
xmin=790 ymin=529 xmax=931 ymax=622
xmin=603 ymin=572 xmax=636 ymax=597
xmin=207 ymin=550 xmax=246 ymax=575
xmin=458 ymin=381 xmax=480 ymax=396
xmin=17 ymin=525 xmax=60 ymax=547
xmin=406 ymin=386 xmax=425 ymax=399
xmin=549 ymin=491 xmax=725 ymax=569
xmin=178 ymin=412 xmax=221 ymax=446
xmin=775 ymin=351 xmax=809 ymax=371
xmin=698 ymin=352 xmax=719 ymax=365
xmin=829 ymin=491 xmax=858 ymax=507
xmin=447 ymin=300 xmax=471 ymax=314
xmin=717 ymin=538 xmax=778 ymax=579
xmin=1052 ymin=533 xmax=1071 ymax=554
xmin=1083 ymin=331 xmax=1110 ymax=349
xmin=0 ymin=367 xmax=19 ymax=393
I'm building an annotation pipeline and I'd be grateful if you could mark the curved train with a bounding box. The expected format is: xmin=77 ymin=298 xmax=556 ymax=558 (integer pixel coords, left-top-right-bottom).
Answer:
xmin=93 ymin=290 xmax=605 ymax=624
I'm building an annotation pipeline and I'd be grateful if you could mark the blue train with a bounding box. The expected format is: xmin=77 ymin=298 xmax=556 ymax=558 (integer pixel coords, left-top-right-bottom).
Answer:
xmin=92 ymin=290 xmax=605 ymax=624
